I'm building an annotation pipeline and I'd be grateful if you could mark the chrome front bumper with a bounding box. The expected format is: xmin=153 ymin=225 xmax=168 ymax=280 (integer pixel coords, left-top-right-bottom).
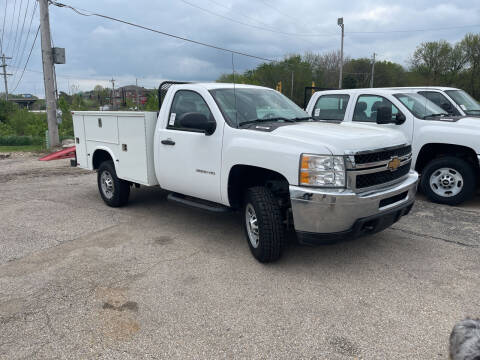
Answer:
xmin=290 ymin=171 xmax=419 ymax=242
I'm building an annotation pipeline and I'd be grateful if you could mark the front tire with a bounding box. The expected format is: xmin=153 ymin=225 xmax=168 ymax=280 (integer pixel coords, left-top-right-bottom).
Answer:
xmin=97 ymin=161 xmax=130 ymax=207
xmin=243 ymin=187 xmax=285 ymax=263
xmin=420 ymin=156 xmax=476 ymax=206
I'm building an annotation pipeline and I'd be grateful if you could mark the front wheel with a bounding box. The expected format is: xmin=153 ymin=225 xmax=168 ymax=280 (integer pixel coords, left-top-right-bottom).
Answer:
xmin=97 ymin=161 xmax=130 ymax=207
xmin=243 ymin=187 xmax=285 ymax=263
xmin=420 ymin=156 xmax=476 ymax=206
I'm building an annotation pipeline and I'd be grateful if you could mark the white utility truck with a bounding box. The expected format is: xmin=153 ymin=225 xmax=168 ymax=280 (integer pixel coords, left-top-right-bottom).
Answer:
xmin=306 ymin=88 xmax=480 ymax=205
xmin=73 ymin=82 xmax=418 ymax=262
xmin=382 ymin=87 xmax=480 ymax=118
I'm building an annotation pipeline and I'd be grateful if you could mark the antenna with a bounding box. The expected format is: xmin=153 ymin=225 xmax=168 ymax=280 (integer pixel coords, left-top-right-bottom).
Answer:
xmin=231 ymin=53 xmax=238 ymax=126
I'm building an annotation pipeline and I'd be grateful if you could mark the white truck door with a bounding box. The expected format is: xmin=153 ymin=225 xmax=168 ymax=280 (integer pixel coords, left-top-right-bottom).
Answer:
xmin=349 ymin=94 xmax=414 ymax=142
xmin=156 ymin=89 xmax=223 ymax=203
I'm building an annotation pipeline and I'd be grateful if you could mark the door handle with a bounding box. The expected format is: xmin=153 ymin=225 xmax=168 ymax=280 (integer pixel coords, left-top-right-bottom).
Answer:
xmin=161 ymin=139 xmax=175 ymax=146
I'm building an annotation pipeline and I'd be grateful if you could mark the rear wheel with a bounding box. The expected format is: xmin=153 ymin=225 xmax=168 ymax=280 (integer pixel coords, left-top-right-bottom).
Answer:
xmin=243 ymin=187 xmax=285 ymax=263
xmin=420 ymin=156 xmax=476 ymax=205
xmin=97 ymin=161 xmax=130 ymax=207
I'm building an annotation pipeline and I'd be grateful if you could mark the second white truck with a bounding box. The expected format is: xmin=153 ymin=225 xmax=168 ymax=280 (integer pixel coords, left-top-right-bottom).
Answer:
xmin=306 ymin=88 xmax=480 ymax=205
xmin=73 ymin=82 xmax=418 ymax=262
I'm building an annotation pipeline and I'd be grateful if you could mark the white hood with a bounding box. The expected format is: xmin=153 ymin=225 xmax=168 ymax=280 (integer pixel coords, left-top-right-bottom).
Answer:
xmin=272 ymin=121 xmax=409 ymax=155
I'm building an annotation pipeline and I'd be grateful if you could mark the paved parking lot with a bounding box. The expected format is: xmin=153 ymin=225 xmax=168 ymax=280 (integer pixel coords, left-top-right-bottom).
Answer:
xmin=1 ymin=153 xmax=479 ymax=359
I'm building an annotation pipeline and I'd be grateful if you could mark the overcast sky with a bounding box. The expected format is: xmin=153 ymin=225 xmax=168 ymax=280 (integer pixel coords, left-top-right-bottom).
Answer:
xmin=2 ymin=0 xmax=479 ymax=96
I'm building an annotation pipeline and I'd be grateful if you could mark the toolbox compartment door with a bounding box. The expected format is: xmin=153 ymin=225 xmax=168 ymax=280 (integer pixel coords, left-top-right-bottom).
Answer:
xmin=116 ymin=115 xmax=149 ymax=184
xmin=72 ymin=115 xmax=88 ymax=169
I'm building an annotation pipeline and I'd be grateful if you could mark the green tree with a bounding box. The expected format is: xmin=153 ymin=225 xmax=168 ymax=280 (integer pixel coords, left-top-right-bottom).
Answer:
xmin=410 ymin=40 xmax=452 ymax=83
xmin=58 ymin=96 xmax=73 ymax=137
xmin=461 ymin=33 xmax=480 ymax=97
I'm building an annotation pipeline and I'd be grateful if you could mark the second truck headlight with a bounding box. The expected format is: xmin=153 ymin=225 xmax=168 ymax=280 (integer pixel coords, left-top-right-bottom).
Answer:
xmin=299 ymin=154 xmax=346 ymax=188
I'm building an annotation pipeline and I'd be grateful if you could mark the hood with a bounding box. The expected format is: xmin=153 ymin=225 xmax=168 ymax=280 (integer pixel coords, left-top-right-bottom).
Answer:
xmin=272 ymin=121 xmax=408 ymax=155
xmin=456 ymin=116 xmax=480 ymax=130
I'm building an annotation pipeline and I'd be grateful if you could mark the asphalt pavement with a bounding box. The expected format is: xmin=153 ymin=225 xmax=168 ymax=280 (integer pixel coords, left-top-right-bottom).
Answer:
xmin=0 ymin=153 xmax=479 ymax=359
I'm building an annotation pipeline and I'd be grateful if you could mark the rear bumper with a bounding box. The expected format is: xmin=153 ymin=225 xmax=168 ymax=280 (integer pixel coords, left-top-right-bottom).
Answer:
xmin=290 ymin=171 xmax=418 ymax=244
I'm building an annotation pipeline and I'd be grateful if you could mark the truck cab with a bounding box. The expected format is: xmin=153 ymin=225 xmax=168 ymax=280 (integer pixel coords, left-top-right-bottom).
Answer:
xmin=380 ymin=86 xmax=480 ymax=118
xmin=306 ymin=88 xmax=480 ymax=205
xmin=73 ymin=83 xmax=418 ymax=262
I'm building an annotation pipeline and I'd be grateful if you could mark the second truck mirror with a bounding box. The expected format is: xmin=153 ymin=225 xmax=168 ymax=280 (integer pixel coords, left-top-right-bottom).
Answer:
xmin=376 ymin=106 xmax=393 ymax=124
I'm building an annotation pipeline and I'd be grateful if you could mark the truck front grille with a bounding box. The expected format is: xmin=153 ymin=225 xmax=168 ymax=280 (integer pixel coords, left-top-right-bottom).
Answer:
xmin=354 ymin=145 xmax=411 ymax=165
xmin=356 ymin=163 xmax=410 ymax=189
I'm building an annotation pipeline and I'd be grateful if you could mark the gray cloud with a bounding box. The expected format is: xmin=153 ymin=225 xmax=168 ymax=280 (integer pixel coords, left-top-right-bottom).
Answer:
xmin=3 ymin=0 xmax=479 ymax=96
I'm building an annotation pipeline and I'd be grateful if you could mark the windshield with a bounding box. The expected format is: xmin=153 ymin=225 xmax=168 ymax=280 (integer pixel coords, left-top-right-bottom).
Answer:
xmin=394 ymin=93 xmax=447 ymax=119
xmin=209 ymin=88 xmax=308 ymax=126
xmin=445 ymin=90 xmax=480 ymax=115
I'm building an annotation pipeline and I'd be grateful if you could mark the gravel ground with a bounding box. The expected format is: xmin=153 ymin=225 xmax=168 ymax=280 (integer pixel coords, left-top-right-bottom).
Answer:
xmin=0 ymin=153 xmax=479 ymax=359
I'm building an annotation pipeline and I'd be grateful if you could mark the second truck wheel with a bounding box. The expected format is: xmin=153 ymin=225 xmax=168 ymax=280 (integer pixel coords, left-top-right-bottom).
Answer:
xmin=421 ymin=156 xmax=476 ymax=205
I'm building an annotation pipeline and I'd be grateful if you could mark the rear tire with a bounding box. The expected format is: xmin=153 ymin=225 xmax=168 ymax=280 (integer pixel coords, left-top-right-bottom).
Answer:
xmin=420 ymin=156 xmax=475 ymax=206
xmin=97 ymin=161 xmax=130 ymax=207
xmin=243 ymin=186 xmax=285 ymax=263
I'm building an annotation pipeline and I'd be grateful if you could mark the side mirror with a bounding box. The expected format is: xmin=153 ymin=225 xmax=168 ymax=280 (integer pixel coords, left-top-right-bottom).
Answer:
xmin=395 ymin=112 xmax=406 ymax=125
xmin=441 ymin=102 xmax=453 ymax=114
xmin=376 ymin=106 xmax=393 ymax=124
xmin=179 ymin=112 xmax=216 ymax=135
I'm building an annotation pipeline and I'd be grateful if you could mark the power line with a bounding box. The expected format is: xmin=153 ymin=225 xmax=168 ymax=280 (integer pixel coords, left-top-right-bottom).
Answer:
xmin=10 ymin=0 xmax=37 ymax=85
xmin=1 ymin=0 xmax=7 ymax=53
xmin=259 ymin=0 xmax=304 ymax=24
xmin=10 ymin=0 xmax=24 ymax=57
xmin=346 ymin=24 xmax=480 ymax=35
xmin=11 ymin=0 xmax=31 ymax=69
xmin=12 ymin=24 xmax=39 ymax=92
xmin=49 ymin=0 xmax=278 ymax=62
xmin=5 ymin=0 xmax=18 ymax=55
xmin=179 ymin=0 xmax=335 ymax=37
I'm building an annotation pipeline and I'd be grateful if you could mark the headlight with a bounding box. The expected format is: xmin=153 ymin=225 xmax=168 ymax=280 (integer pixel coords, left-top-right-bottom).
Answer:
xmin=299 ymin=154 xmax=346 ymax=188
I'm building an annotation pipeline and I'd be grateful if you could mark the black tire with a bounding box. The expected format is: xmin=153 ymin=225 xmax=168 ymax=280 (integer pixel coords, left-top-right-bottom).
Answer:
xmin=243 ymin=186 xmax=285 ymax=263
xmin=97 ymin=161 xmax=130 ymax=207
xmin=420 ymin=156 xmax=476 ymax=206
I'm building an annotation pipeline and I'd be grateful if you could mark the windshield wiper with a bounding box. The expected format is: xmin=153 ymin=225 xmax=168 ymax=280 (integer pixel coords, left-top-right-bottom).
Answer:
xmin=239 ymin=117 xmax=296 ymax=127
xmin=423 ymin=113 xmax=448 ymax=119
xmin=291 ymin=116 xmax=313 ymax=122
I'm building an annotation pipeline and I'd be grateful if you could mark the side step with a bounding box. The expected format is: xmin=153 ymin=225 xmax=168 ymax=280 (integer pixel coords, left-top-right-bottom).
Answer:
xmin=167 ymin=193 xmax=232 ymax=213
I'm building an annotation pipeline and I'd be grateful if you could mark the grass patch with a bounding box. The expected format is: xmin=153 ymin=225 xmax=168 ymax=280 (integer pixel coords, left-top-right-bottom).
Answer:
xmin=0 ymin=145 xmax=45 ymax=152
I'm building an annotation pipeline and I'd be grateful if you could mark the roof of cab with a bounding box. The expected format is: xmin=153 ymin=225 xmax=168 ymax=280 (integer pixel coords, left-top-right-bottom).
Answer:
xmin=175 ymin=82 xmax=273 ymax=91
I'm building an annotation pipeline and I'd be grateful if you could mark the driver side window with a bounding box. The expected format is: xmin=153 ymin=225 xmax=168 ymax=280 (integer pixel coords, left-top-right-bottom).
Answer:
xmin=168 ymin=90 xmax=214 ymax=130
xmin=312 ymin=94 xmax=350 ymax=121
xmin=353 ymin=95 xmax=400 ymax=123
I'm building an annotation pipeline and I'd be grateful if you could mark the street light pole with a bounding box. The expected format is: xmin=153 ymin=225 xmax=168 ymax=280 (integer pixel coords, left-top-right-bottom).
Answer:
xmin=337 ymin=17 xmax=344 ymax=89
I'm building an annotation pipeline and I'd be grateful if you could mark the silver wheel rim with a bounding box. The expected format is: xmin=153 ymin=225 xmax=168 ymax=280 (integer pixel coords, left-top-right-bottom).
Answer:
xmin=245 ymin=203 xmax=259 ymax=248
xmin=429 ymin=167 xmax=463 ymax=197
xmin=101 ymin=170 xmax=115 ymax=199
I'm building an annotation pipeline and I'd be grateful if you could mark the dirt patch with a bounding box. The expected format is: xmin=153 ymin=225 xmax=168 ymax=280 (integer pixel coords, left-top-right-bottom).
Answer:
xmin=0 ymin=167 xmax=90 ymax=183
xmin=94 ymin=287 xmax=140 ymax=341
xmin=154 ymin=235 xmax=174 ymax=245
xmin=328 ymin=335 xmax=360 ymax=357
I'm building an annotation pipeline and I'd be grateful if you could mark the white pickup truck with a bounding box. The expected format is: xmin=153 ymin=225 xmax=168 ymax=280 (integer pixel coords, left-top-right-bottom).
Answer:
xmin=72 ymin=82 xmax=418 ymax=262
xmin=306 ymin=88 xmax=480 ymax=205
xmin=384 ymin=87 xmax=480 ymax=118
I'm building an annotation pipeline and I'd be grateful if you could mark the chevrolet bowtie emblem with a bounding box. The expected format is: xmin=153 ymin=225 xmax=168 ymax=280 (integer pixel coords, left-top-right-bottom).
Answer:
xmin=387 ymin=157 xmax=401 ymax=171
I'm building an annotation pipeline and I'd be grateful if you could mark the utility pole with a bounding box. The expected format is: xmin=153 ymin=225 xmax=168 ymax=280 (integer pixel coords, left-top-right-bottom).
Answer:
xmin=370 ymin=52 xmax=376 ymax=88
xmin=290 ymin=71 xmax=294 ymax=99
xmin=337 ymin=17 xmax=344 ymax=89
xmin=39 ymin=0 xmax=59 ymax=148
xmin=110 ymin=78 xmax=115 ymax=108
xmin=1 ymin=54 xmax=12 ymax=100
xmin=135 ymin=78 xmax=139 ymax=110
